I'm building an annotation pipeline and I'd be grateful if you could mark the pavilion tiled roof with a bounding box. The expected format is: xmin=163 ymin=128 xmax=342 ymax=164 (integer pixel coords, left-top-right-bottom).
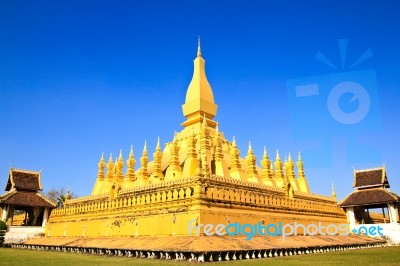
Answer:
xmin=339 ymin=188 xmax=399 ymax=207
xmin=0 ymin=190 xmax=56 ymax=208
xmin=353 ymin=167 xmax=389 ymax=188
xmin=5 ymin=168 xmax=42 ymax=191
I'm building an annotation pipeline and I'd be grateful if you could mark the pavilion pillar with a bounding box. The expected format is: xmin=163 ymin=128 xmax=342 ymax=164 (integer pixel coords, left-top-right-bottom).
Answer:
xmin=9 ymin=206 xmax=15 ymax=224
xmin=347 ymin=207 xmax=356 ymax=227
xmin=42 ymin=208 xmax=49 ymax=227
xmin=395 ymin=204 xmax=400 ymax=223
xmin=388 ymin=203 xmax=398 ymax=224
xmin=1 ymin=205 xmax=8 ymax=221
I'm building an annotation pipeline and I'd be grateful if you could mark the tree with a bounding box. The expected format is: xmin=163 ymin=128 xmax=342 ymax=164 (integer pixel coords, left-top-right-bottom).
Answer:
xmin=0 ymin=220 xmax=7 ymax=246
xmin=44 ymin=187 xmax=77 ymax=208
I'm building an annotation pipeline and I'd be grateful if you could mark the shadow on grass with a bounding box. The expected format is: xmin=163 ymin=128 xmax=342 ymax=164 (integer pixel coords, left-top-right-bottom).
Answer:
xmin=0 ymin=246 xmax=400 ymax=265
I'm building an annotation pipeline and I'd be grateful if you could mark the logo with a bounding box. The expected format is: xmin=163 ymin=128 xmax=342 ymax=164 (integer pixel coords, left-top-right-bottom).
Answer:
xmin=287 ymin=39 xmax=381 ymax=166
xmin=352 ymin=225 xmax=384 ymax=236
xmin=188 ymin=220 xmax=353 ymax=241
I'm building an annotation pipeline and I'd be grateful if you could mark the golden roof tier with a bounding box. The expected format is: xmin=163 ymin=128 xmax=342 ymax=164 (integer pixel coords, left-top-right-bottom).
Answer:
xmin=90 ymin=41 xmax=310 ymax=196
xmin=182 ymin=37 xmax=218 ymax=129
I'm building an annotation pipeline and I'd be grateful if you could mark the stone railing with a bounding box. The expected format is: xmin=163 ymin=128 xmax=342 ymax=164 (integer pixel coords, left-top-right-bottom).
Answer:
xmin=203 ymin=183 xmax=344 ymax=216
xmin=53 ymin=174 xmax=343 ymax=219
xmin=66 ymin=192 xmax=110 ymax=205
xmin=208 ymin=175 xmax=284 ymax=193
xmin=119 ymin=176 xmax=196 ymax=195
xmin=294 ymin=191 xmax=337 ymax=203
xmin=50 ymin=184 xmax=195 ymax=218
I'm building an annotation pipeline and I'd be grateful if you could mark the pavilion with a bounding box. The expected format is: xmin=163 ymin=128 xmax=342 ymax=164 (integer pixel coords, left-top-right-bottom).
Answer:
xmin=340 ymin=166 xmax=400 ymax=243
xmin=0 ymin=168 xmax=56 ymax=242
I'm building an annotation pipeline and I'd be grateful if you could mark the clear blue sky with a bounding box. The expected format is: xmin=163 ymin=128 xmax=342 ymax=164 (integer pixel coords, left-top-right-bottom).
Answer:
xmin=1 ymin=1 xmax=399 ymax=202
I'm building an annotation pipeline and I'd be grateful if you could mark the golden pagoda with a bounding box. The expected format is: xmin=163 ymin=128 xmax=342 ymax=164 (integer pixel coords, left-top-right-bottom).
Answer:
xmin=46 ymin=40 xmax=347 ymax=238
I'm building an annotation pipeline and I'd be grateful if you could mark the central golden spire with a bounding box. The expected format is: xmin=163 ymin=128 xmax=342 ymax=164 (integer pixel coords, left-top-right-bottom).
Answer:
xmin=182 ymin=37 xmax=218 ymax=129
xmin=197 ymin=35 xmax=202 ymax=57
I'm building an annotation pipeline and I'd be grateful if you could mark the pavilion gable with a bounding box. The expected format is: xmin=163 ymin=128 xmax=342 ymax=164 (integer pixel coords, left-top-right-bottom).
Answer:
xmin=5 ymin=168 xmax=42 ymax=192
xmin=353 ymin=167 xmax=389 ymax=189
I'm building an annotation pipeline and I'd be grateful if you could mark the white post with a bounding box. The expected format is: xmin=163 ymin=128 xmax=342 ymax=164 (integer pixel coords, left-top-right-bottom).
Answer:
xmin=388 ymin=203 xmax=397 ymax=224
xmin=347 ymin=207 xmax=356 ymax=227
xmin=42 ymin=208 xmax=49 ymax=227
xmin=1 ymin=205 xmax=8 ymax=221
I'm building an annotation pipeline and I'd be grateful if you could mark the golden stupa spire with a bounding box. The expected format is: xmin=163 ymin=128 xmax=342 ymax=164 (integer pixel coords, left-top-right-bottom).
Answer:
xmin=200 ymin=115 xmax=210 ymax=150
xmin=229 ymin=136 xmax=242 ymax=179
xmin=143 ymin=140 xmax=148 ymax=155
xmin=213 ymin=127 xmax=223 ymax=163
xmin=105 ymin=154 xmax=115 ymax=181
xmin=116 ymin=150 xmax=124 ymax=184
xmin=126 ymin=146 xmax=136 ymax=182
xmin=156 ymin=137 xmax=161 ymax=151
xmin=151 ymin=137 xmax=164 ymax=182
xmin=197 ymin=35 xmax=202 ymax=57
xmin=285 ymin=152 xmax=298 ymax=190
xmin=297 ymin=151 xmax=305 ymax=179
xmin=296 ymin=151 xmax=310 ymax=193
xmin=137 ymin=141 xmax=149 ymax=186
xmin=331 ymin=181 xmax=337 ymax=200
xmin=260 ymin=147 xmax=270 ymax=180
xmin=165 ymin=134 xmax=182 ymax=181
xmin=170 ymin=135 xmax=181 ymax=170
xmin=97 ymin=153 xmax=106 ymax=180
xmin=269 ymin=157 xmax=275 ymax=180
xmin=187 ymin=129 xmax=197 ymax=159
xmin=246 ymin=141 xmax=257 ymax=178
xmin=286 ymin=153 xmax=295 ymax=179
xmin=182 ymin=38 xmax=218 ymax=128
xmin=274 ymin=150 xmax=283 ymax=181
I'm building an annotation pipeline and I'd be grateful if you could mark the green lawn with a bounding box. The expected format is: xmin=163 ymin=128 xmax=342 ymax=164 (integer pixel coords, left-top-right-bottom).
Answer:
xmin=0 ymin=246 xmax=399 ymax=265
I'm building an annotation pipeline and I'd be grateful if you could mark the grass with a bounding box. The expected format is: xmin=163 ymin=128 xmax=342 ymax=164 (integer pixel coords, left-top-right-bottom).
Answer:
xmin=0 ymin=246 xmax=400 ymax=265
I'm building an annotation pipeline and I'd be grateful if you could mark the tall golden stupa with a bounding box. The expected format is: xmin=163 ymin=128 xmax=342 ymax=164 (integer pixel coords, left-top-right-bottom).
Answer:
xmin=46 ymin=40 xmax=347 ymax=238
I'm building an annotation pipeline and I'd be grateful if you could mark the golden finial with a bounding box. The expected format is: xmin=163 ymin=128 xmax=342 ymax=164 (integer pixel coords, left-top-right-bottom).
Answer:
xmin=108 ymin=153 xmax=113 ymax=163
xmin=143 ymin=140 xmax=147 ymax=153
xmin=248 ymin=141 xmax=253 ymax=153
xmin=118 ymin=149 xmax=123 ymax=161
xmin=298 ymin=151 xmax=302 ymax=161
xmin=129 ymin=145 xmax=134 ymax=157
xmin=232 ymin=136 xmax=236 ymax=146
xmin=98 ymin=153 xmax=105 ymax=167
xmin=331 ymin=181 xmax=336 ymax=198
xmin=197 ymin=35 xmax=202 ymax=57
xmin=156 ymin=137 xmax=161 ymax=151
xmin=276 ymin=150 xmax=281 ymax=160
xmin=288 ymin=153 xmax=292 ymax=162
xmin=263 ymin=146 xmax=267 ymax=157
xmin=65 ymin=189 xmax=71 ymax=200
